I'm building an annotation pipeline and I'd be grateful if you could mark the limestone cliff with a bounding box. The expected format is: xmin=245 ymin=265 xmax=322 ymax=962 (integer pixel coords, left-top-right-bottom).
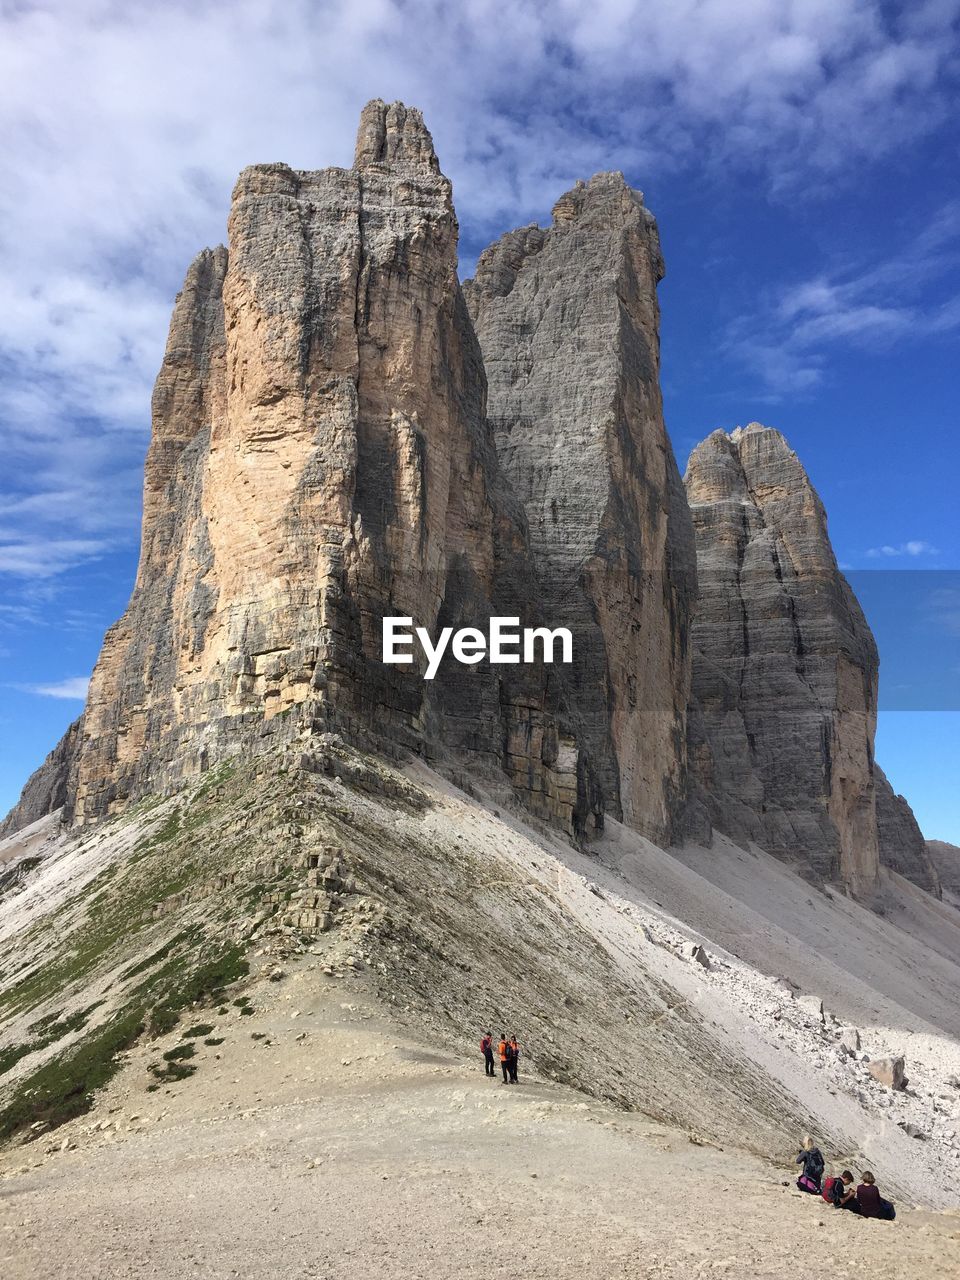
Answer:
xmin=47 ymin=101 xmax=593 ymax=832
xmin=684 ymin=424 xmax=881 ymax=894
xmin=0 ymin=717 xmax=82 ymax=838
xmin=875 ymin=767 xmax=941 ymax=896
xmin=927 ymin=840 xmax=960 ymax=904
xmin=465 ymin=175 xmax=697 ymax=845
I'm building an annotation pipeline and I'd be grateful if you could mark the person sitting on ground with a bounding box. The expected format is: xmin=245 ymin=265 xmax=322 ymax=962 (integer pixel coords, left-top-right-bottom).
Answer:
xmin=856 ymin=1171 xmax=896 ymax=1221
xmin=481 ymin=1030 xmax=495 ymax=1077
xmin=508 ymin=1035 xmax=520 ymax=1084
xmin=822 ymin=1170 xmax=859 ymax=1211
xmin=795 ymin=1134 xmax=825 ymax=1194
xmin=498 ymin=1033 xmax=510 ymax=1084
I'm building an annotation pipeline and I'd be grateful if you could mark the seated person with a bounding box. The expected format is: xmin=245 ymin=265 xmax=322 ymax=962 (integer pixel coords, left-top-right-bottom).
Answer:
xmin=795 ymin=1134 xmax=825 ymax=1194
xmin=833 ymin=1170 xmax=859 ymax=1211
xmin=856 ymin=1171 xmax=896 ymax=1221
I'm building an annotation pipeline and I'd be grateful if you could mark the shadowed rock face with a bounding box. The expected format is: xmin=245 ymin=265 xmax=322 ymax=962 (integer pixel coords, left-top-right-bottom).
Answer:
xmin=684 ymin=424 xmax=882 ymax=895
xmin=927 ymin=840 xmax=960 ymax=903
xmin=875 ymin=767 xmax=941 ymax=897
xmin=54 ymin=100 xmax=591 ymax=831
xmin=465 ymin=175 xmax=697 ymax=845
xmin=0 ymin=717 xmax=82 ymax=838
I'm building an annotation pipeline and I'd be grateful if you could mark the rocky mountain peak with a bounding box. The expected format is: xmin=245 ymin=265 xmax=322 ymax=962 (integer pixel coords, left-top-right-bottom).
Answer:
xmin=353 ymin=98 xmax=440 ymax=174
xmin=1 ymin=103 xmax=944 ymax=905
xmin=685 ymin=421 xmax=882 ymax=895
xmin=467 ymin=170 xmax=694 ymax=844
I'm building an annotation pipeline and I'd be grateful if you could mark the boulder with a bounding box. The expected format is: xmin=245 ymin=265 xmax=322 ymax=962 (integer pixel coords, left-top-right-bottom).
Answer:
xmin=867 ymin=1056 xmax=906 ymax=1090
xmin=690 ymin=944 xmax=711 ymax=969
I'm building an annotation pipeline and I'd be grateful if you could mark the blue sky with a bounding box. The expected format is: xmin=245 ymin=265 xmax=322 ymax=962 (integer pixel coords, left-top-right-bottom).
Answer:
xmin=1 ymin=0 xmax=958 ymax=840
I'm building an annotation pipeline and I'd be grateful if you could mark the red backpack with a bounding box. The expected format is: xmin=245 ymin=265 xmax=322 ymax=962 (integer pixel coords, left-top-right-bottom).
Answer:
xmin=822 ymin=1176 xmax=838 ymax=1204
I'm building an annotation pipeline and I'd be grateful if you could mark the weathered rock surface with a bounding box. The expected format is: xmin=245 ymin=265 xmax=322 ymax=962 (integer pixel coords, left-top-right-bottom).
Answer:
xmin=927 ymin=840 xmax=960 ymax=904
xmin=20 ymin=101 xmax=603 ymax=835
xmin=465 ymin=174 xmax=696 ymax=844
xmin=867 ymin=1055 xmax=907 ymax=1090
xmin=684 ymin=424 xmax=881 ymax=895
xmin=0 ymin=717 xmax=81 ymax=838
xmin=875 ymin=766 xmax=941 ymax=896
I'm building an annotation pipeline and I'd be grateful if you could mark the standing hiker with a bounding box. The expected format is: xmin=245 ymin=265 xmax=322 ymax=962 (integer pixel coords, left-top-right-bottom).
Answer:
xmin=795 ymin=1135 xmax=824 ymax=1194
xmin=508 ymin=1035 xmax=520 ymax=1084
xmin=498 ymin=1033 xmax=510 ymax=1084
xmin=480 ymin=1030 xmax=495 ymax=1077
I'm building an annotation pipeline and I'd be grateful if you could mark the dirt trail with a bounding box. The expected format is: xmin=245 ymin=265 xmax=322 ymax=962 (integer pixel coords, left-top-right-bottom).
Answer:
xmin=2 ymin=752 xmax=960 ymax=1276
xmin=2 ymin=987 xmax=958 ymax=1280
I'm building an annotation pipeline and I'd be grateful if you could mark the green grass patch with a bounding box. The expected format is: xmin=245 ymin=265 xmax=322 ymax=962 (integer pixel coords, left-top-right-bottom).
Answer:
xmin=1 ymin=1001 xmax=106 ymax=1081
xmin=146 ymin=945 xmax=249 ymax=1038
xmin=0 ymin=1007 xmax=144 ymax=1142
xmin=119 ymin=933 xmax=191 ymax=983
xmin=182 ymin=1023 xmax=215 ymax=1039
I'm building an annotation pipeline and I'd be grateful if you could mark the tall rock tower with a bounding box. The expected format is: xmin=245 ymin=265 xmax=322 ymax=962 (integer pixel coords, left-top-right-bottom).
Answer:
xmin=64 ymin=102 xmax=591 ymax=830
xmin=465 ymin=175 xmax=697 ymax=845
xmin=684 ymin=424 xmax=881 ymax=895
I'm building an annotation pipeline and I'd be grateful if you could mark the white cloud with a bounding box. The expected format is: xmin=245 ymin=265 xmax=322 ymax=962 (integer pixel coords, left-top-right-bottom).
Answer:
xmin=15 ymin=676 xmax=90 ymax=701
xmin=866 ymin=540 xmax=940 ymax=558
xmin=728 ymin=200 xmax=960 ymax=396
xmin=0 ymin=0 xmax=958 ymax=590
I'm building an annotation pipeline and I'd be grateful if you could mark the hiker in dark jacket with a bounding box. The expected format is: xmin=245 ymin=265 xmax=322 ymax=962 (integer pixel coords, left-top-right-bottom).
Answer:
xmin=796 ymin=1135 xmax=825 ymax=1193
xmin=823 ymin=1170 xmax=859 ymax=1212
xmin=480 ymin=1030 xmax=496 ymax=1077
xmin=856 ymin=1171 xmax=896 ymax=1220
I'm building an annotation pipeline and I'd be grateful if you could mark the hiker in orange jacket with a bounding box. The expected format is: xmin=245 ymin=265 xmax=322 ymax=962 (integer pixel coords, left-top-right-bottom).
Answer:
xmin=508 ymin=1035 xmax=520 ymax=1083
xmin=480 ymin=1030 xmax=495 ymax=1077
xmin=498 ymin=1034 xmax=509 ymax=1083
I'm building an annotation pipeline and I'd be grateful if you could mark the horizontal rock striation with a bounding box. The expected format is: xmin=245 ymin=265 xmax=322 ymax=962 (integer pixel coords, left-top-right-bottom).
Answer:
xmin=685 ymin=424 xmax=881 ymax=895
xmin=20 ymin=101 xmax=603 ymax=834
xmin=926 ymin=840 xmax=960 ymax=904
xmin=875 ymin=766 xmax=941 ymax=896
xmin=465 ymin=175 xmax=697 ymax=845
xmin=0 ymin=717 xmax=82 ymax=838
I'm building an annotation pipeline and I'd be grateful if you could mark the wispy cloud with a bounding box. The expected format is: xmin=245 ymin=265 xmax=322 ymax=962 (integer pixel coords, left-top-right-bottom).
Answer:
xmin=14 ymin=676 xmax=90 ymax=701
xmin=866 ymin=540 xmax=940 ymax=558
xmin=727 ymin=201 xmax=960 ymax=397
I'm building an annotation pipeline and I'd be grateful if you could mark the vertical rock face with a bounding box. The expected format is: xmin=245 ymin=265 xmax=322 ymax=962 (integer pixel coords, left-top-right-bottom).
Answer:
xmin=926 ymin=840 xmax=960 ymax=903
xmin=685 ymin=425 xmax=881 ymax=894
xmin=875 ymin=767 xmax=941 ymax=896
xmin=0 ymin=717 xmax=82 ymax=838
xmin=465 ymin=175 xmax=697 ymax=844
xmin=61 ymin=101 xmax=586 ymax=830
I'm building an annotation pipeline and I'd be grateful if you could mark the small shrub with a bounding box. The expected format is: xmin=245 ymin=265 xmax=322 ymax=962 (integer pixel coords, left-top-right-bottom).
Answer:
xmin=203 ymin=1037 xmax=224 ymax=1047
xmin=162 ymin=1043 xmax=195 ymax=1063
xmin=182 ymin=1023 xmax=215 ymax=1039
